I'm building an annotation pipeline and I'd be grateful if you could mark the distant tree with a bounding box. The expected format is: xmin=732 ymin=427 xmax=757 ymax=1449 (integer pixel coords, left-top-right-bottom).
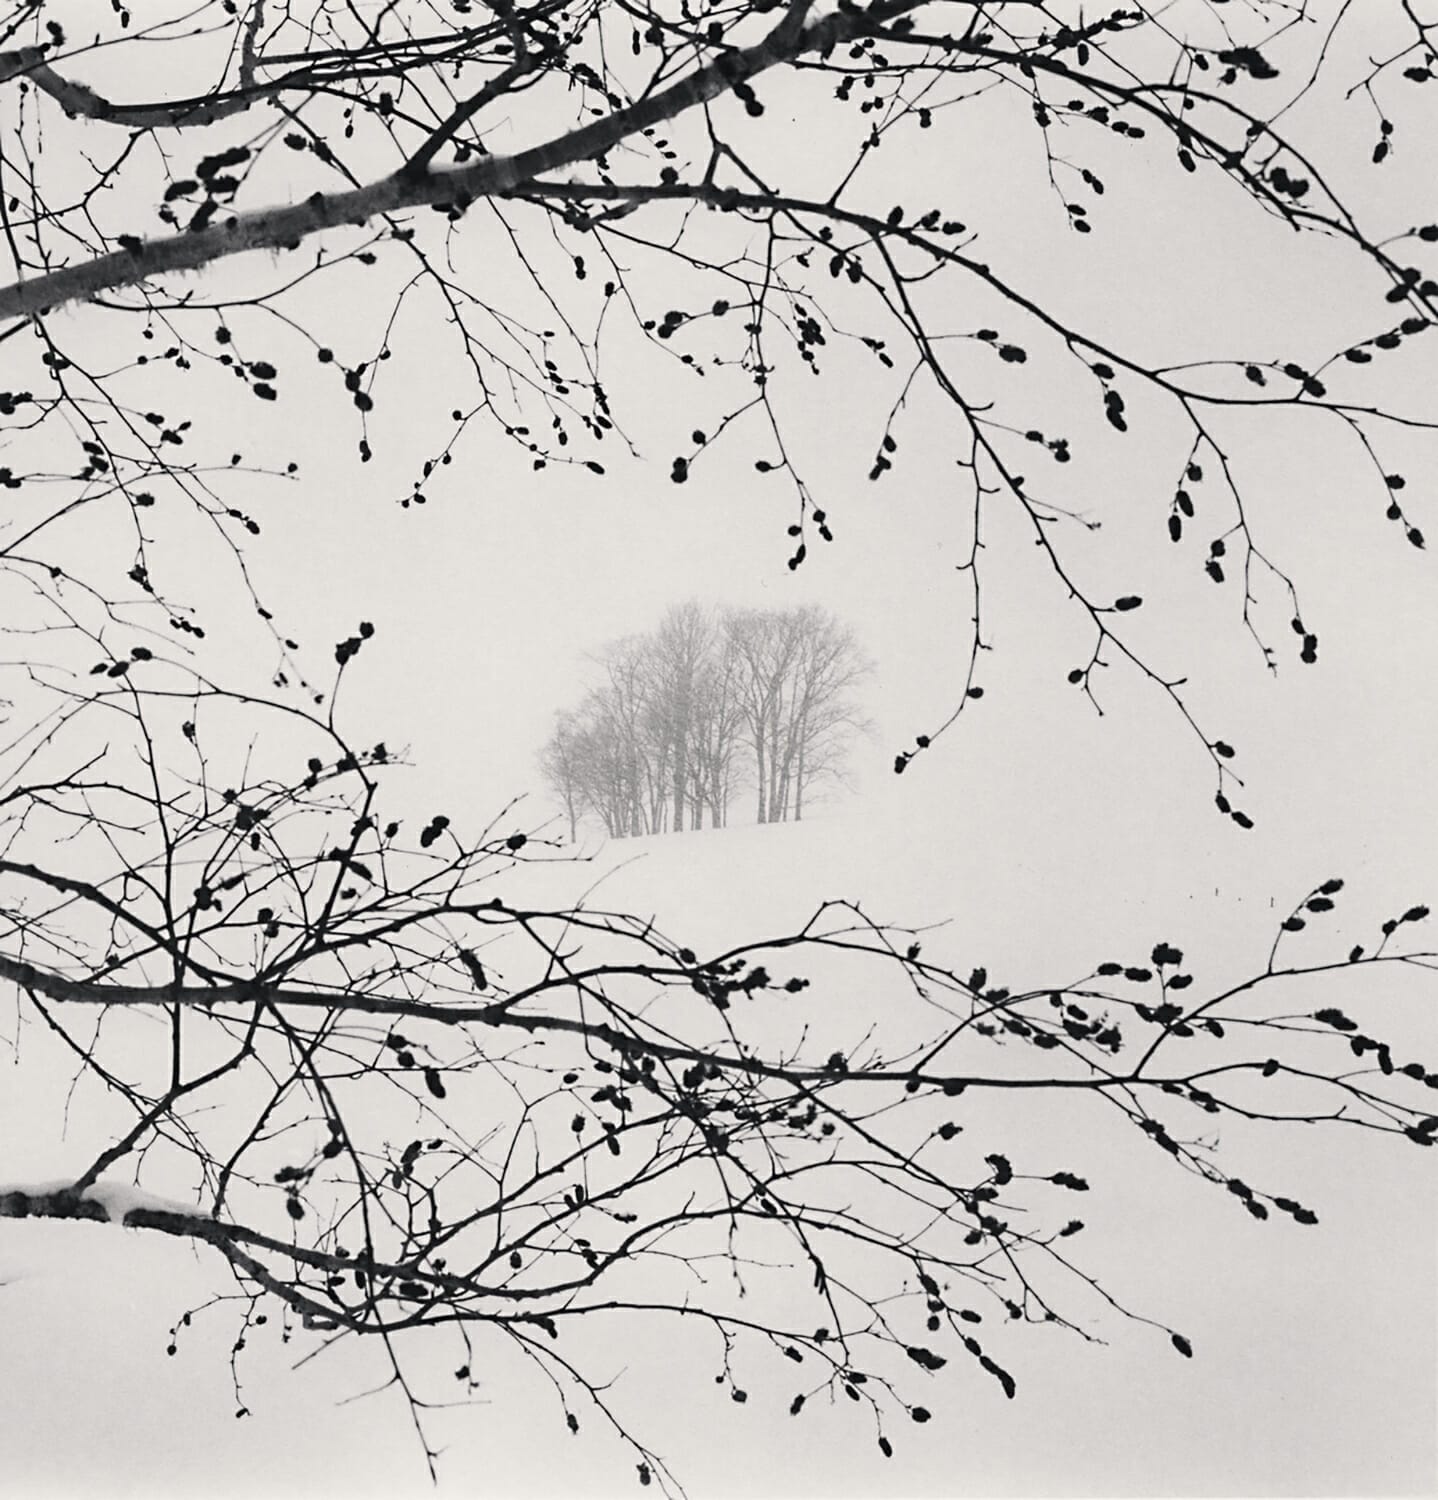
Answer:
xmin=0 ymin=5 xmax=1437 ymax=1497
xmin=685 ymin=629 xmax=749 ymax=830
xmin=726 ymin=604 xmax=871 ymax=823
xmin=540 ymin=603 xmax=869 ymax=836
xmin=650 ymin=602 xmax=714 ymax=832
xmin=538 ymin=710 xmax=585 ymax=842
xmin=784 ymin=611 xmax=870 ymax=820
xmin=601 ymin=636 xmax=667 ymax=836
xmin=726 ymin=607 xmax=802 ymax=825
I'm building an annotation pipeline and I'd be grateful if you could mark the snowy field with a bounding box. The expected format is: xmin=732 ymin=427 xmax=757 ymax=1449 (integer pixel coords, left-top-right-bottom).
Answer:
xmin=2 ymin=799 xmax=1432 ymax=1499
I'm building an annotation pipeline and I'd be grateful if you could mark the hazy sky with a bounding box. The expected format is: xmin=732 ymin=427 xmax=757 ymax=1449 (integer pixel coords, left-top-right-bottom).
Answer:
xmin=1 ymin=3 xmax=1436 ymax=1497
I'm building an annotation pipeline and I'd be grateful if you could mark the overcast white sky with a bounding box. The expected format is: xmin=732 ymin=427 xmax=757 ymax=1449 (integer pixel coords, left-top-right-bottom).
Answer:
xmin=1 ymin=2 xmax=1436 ymax=1497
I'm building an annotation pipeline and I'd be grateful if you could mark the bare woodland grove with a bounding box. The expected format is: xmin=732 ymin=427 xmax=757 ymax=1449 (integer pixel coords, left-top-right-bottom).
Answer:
xmin=0 ymin=3 xmax=1435 ymax=1496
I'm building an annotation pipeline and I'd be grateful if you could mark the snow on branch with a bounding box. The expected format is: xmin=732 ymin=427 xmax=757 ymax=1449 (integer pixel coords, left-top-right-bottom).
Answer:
xmin=0 ymin=1181 xmax=201 ymax=1227
xmin=0 ymin=0 xmax=904 ymax=325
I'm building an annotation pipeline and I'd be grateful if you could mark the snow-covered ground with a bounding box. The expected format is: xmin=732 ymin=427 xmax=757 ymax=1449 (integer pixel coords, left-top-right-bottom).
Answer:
xmin=1 ymin=802 xmax=1432 ymax=1498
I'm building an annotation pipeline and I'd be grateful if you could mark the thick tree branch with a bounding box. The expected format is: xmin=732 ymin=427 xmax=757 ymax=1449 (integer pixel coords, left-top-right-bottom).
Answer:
xmin=0 ymin=45 xmax=259 ymax=127
xmin=4 ymin=944 xmax=1432 ymax=1107
xmin=0 ymin=0 xmax=904 ymax=325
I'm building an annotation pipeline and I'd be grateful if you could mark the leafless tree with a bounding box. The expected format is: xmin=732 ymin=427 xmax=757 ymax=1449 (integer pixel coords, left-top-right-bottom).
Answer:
xmin=649 ymin=602 xmax=713 ymax=832
xmin=0 ymin=3 xmax=1435 ymax=1494
xmin=541 ymin=603 xmax=868 ymax=837
xmin=731 ymin=604 xmax=871 ymax=823
xmin=686 ymin=629 xmax=749 ymax=831
xmin=539 ymin=709 xmax=586 ymax=842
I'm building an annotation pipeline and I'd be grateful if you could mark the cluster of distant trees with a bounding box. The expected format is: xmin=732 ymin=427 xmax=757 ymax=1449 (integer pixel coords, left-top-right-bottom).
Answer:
xmin=540 ymin=603 xmax=870 ymax=839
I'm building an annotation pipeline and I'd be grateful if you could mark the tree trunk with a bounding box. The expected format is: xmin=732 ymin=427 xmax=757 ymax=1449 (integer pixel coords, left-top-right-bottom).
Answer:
xmin=673 ymin=739 xmax=686 ymax=834
xmin=755 ymin=730 xmax=768 ymax=823
xmin=767 ymin=719 xmax=784 ymax=823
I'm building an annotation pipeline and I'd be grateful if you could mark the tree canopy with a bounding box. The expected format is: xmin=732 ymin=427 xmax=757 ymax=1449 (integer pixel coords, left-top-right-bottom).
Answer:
xmin=0 ymin=2 xmax=1435 ymax=1494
